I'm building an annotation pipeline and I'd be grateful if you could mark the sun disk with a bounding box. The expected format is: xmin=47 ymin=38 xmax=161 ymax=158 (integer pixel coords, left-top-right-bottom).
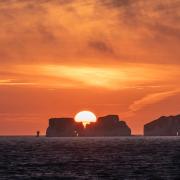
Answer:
xmin=74 ymin=111 xmax=97 ymax=128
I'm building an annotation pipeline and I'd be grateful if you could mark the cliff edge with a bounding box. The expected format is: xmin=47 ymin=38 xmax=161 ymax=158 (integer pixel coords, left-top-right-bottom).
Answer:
xmin=144 ymin=115 xmax=180 ymax=136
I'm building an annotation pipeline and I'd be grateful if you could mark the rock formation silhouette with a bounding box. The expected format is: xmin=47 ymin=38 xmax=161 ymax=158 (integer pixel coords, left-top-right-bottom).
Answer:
xmin=46 ymin=115 xmax=131 ymax=137
xmin=46 ymin=118 xmax=84 ymax=137
xmin=144 ymin=115 xmax=180 ymax=136
xmin=85 ymin=115 xmax=131 ymax=136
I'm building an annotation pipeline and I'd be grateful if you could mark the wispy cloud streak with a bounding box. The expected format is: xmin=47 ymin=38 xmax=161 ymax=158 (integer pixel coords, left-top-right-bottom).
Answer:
xmin=130 ymin=89 xmax=180 ymax=112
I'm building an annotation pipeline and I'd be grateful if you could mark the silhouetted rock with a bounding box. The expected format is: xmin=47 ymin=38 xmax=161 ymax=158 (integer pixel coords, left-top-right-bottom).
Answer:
xmin=46 ymin=118 xmax=84 ymax=137
xmin=144 ymin=115 xmax=180 ymax=136
xmin=85 ymin=115 xmax=131 ymax=136
xmin=46 ymin=115 xmax=131 ymax=137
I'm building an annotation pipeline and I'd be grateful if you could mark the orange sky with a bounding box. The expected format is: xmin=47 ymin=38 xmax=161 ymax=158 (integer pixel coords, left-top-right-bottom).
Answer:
xmin=0 ymin=0 xmax=180 ymax=135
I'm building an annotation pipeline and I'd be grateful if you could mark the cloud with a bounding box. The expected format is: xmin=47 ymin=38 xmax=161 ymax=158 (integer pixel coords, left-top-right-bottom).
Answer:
xmin=0 ymin=63 xmax=179 ymax=91
xmin=129 ymin=89 xmax=180 ymax=112
xmin=0 ymin=79 xmax=35 ymax=86
xmin=88 ymin=40 xmax=114 ymax=54
xmin=0 ymin=0 xmax=179 ymax=65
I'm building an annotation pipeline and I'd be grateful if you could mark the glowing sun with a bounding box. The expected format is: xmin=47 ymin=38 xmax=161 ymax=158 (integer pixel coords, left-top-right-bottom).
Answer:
xmin=74 ymin=111 xmax=97 ymax=127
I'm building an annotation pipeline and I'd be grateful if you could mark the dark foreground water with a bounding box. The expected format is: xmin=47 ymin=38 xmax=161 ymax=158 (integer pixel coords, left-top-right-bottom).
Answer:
xmin=0 ymin=137 xmax=180 ymax=180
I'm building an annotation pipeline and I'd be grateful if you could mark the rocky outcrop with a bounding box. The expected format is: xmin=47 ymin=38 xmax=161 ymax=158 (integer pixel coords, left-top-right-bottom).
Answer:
xmin=46 ymin=115 xmax=131 ymax=137
xmin=46 ymin=118 xmax=84 ymax=137
xmin=85 ymin=115 xmax=131 ymax=136
xmin=144 ymin=115 xmax=180 ymax=136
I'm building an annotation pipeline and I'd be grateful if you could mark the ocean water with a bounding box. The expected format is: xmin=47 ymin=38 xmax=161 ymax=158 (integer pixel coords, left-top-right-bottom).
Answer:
xmin=0 ymin=137 xmax=180 ymax=180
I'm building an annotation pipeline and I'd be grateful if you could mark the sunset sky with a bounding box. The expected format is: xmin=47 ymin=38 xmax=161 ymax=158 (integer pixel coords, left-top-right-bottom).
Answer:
xmin=0 ymin=0 xmax=180 ymax=135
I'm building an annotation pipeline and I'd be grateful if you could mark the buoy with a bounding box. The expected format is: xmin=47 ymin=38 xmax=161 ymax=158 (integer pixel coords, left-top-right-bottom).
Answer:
xmin=36 ymin=131 xmax=40 ymax=137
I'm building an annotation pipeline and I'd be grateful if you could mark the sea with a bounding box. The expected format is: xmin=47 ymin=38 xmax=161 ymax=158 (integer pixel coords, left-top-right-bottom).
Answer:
xmin=0 ymin=137 xmax=179 ymax=180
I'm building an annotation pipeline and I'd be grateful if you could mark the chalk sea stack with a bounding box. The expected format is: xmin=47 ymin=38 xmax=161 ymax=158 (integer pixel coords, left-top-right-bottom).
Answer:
xmin=85 ymin=115 xmax=131 ymax=136
xmin=46 ymin=118 xmax=84 ymax=137
xmin=46 ymin=115 xmax=131 ymax=137
xmin=144 ymin=115 xmax=180 ymax=136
